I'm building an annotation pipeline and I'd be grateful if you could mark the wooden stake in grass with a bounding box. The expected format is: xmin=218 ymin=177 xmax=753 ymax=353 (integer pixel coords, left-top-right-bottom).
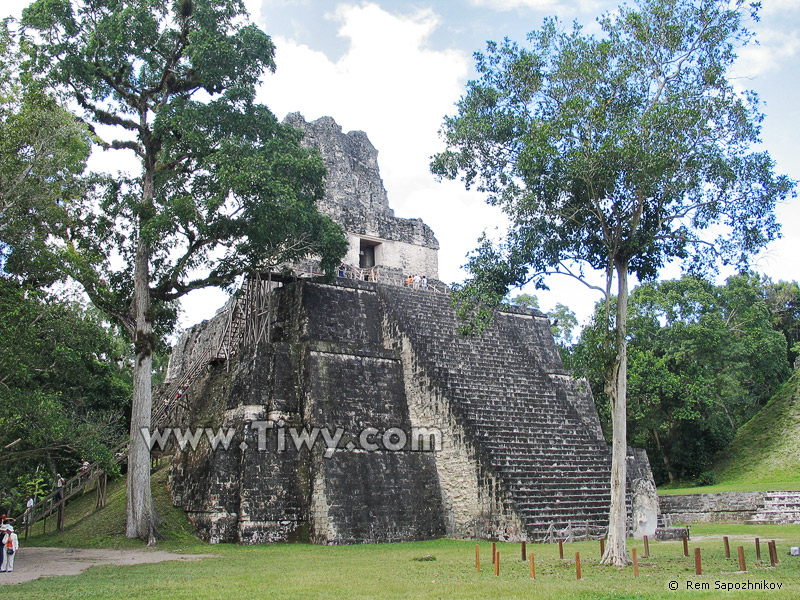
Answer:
xmin=683 ymin=535 xmax=689 ymax=557
xmin=769 ymin=541 xmax=777 ymax=567
xmin=575 ymin=552 xmax=581 ymax=580
xmin=521 ymin=540 xmax=526 ymax=561
xmin=492 ymin=541 xmax=496 ymax=565
xmin=723 ymin=536 xmax=730 ymax=559
xmin=476 ymin=544 xmax=480 ymax=572
xmin=558 ymin=538 xmax=564 ymax=559
xmin=495 ymin=551 xmax=500 ymax=576
xmin=694 ymin=548 xmax=702 ymax=575
xmin=529 ymin=553 xmax=535 ymax=579
xmin=755 ymin=537 xmax=761 ymax=562
xmin=771 ymin=540 xmax=779 ymax=565
xmin=600 ymin=537 xmax=605 ymax=556
xmin=643 ymin=535 xmax=650 ymax=558
xmin=737 ymin=545 xmax=746 ymax=572
xmin=632 ymin=548 xmax=639 ymax=577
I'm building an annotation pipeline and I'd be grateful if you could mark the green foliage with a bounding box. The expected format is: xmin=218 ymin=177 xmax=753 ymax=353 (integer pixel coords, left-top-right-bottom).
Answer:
xmin=511 ymin=293 xmax=539 ymax=309
xmin=19 ymin=0 xmax=347 ymax=333
xmin=763 ymin=279 xmax=800 ymax=365
xmin=24 ymin=465 xmax=197 ymax=549
xmin=0 ymin=279 xmax=131 ymax=515
xmin=571 ymin=274 xmax=791 ymax=484
xmin=0 ymin=18 xmax=92 ymax=286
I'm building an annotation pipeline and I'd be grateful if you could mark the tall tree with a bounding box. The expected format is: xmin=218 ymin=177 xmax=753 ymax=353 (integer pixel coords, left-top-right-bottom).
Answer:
xmin=431 ymin=0 xmax=794 ymax=565
xmin=22 ymin=0 xmax=347 ymax=543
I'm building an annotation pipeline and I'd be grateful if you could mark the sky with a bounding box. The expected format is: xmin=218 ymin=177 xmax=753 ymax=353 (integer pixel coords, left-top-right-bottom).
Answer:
xmin=5 ymin=0 xmax=800 ymax=331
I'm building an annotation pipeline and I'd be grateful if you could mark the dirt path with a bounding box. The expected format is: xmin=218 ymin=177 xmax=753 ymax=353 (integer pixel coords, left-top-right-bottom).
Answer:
xmin=0 ymin=547 xmax=216 ymax=586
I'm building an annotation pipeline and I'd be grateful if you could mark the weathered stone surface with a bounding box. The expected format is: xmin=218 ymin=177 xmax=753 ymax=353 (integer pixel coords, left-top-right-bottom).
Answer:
xmin=284 ymin=113 xmax=439 ymax=279
xmin=284 ymin=113 xmax=393 ymax=219
xmin=660 ymin=490 xmax=800 ymax=524
xmin=659 ymin=491 xmax=765 ymax=524
xmin=632 ymin=479 xmax=659 ymax=539
xmin=168 ymin=278 xmax=638 ymax=543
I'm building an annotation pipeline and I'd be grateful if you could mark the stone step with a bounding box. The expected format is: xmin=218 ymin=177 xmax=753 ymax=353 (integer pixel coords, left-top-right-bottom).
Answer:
xmin=379 ymin=284 xmax=618 ymax=539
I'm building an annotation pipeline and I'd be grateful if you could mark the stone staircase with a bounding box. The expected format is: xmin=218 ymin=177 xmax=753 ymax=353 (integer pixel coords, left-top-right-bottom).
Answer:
xmin=750 ymin=491 xmax=800 ymax=524
xmin=378 ymin=284 xmax=615 ymax=540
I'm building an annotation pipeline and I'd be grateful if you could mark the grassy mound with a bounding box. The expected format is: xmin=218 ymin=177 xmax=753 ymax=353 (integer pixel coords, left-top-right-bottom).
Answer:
xmin=23 ymin=461 xmax=199 ymax=549
xmin=661 ymin=370 xmax=800 ymax=495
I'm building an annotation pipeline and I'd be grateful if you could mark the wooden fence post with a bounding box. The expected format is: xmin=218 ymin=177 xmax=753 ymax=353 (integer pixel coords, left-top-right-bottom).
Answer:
xmin=694 ymin=548 xmax=702 ymax=575
xmin=575 ymin=552 xmax=581 ymax=580
xmin=737 ymin=546 xmax=746 ymax=572
xmin=558 ymin=538 xmax=564 ymax=559
xmin=529 ymin=553 xmax=535 ymax=579
xmin=632 ymin=548 xmax=639 ymax=577
xmin=723 ymin=536 xmax=730 ymax=559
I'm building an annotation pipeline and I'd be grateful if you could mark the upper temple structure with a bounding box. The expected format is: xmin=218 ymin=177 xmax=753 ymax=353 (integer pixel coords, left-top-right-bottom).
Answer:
xmin=163 ymin=115 xmax=655 ymax=545
xmin=284 ymin=113 xmax=439 ymax=283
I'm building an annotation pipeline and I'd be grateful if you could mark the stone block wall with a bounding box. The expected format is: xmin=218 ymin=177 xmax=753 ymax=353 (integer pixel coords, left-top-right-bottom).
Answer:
xmin=169 ymin=278 xmax=645 ymax=544
xmin=660 ymin=490 xmax=800 ymax=524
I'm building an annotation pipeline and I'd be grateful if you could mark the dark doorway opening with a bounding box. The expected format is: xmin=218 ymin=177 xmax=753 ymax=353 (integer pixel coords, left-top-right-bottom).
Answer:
xmin=359 ymin=239 xmax=379 ymax=268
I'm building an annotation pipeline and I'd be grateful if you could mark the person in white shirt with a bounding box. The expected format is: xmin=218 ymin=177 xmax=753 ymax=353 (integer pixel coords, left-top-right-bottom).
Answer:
xmin=0 ymin=523 xmax=6 ymax=573
xmin=25 ymin=497 xmax=35 ymax=525
xmin=1 ymin=526 xmax=18 ymax=572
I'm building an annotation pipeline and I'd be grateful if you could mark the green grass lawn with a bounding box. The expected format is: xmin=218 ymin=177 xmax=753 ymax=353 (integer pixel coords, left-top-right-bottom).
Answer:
xmin=7 ymin=528 xmax=800 ymax=599
xmin=10 ymin=467 xmax=800 ymax=600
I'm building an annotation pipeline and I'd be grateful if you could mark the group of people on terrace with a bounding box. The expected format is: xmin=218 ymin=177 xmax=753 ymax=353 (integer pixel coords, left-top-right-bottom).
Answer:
xmin=405 ymin=274 xmax=428 ymax=290
xmin=333 ymin=263 xmax=437 ymax=291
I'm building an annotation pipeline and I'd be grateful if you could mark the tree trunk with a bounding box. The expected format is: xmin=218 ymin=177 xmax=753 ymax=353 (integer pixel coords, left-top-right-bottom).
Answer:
xmin=125 ymin=167 xmax=159 ymax=545
xmin=601 ymin=260 xmax=631 ymax=566
xmin=651 ymin=429 xmax=675 ymax=483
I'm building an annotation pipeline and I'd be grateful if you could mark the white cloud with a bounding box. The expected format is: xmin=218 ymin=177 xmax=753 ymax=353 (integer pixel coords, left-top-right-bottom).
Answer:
xmin=760 ymin=0 xmax=800 ymax=16
xmin=468 ymin=0 xmax=604 ymax=14
xmin=469 ymin=0 xmax=561 ymax=10
xmin=732 ymin=29 xmax=800 ymax=79
xmin=2 ymin=0 xmax=31 ymax=20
